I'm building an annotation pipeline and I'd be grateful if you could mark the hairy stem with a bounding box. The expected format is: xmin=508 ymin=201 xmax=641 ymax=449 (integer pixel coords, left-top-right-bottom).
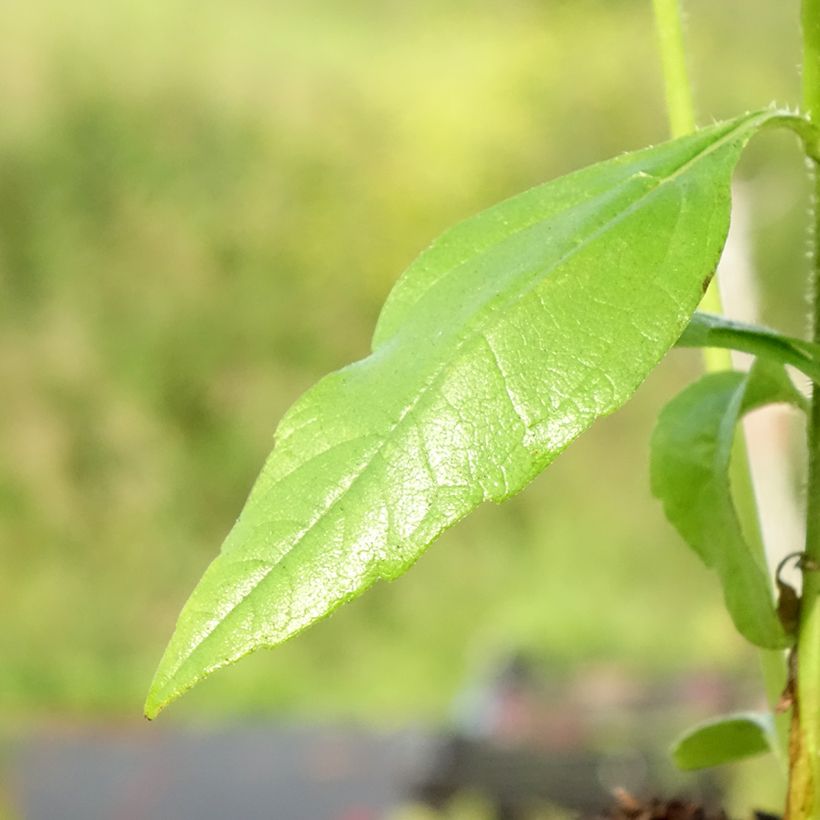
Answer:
xmin=651 ymin=0 xmax=696 ymax=139
xmin=789 ymin=2 xmax=820 ymax=816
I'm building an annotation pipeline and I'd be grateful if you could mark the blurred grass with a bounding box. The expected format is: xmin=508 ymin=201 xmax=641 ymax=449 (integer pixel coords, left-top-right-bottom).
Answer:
xmin=0 ymin=0 xmax=811 ymax=722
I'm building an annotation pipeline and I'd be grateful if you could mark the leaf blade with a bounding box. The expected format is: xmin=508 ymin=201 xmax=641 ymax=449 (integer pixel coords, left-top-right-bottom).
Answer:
xmin=146 ymin=111 xmax=787 ymax=718
xmin=672 ymin=712 xmax=777 ymax=770
xmin=650 ymin=360 xmax=804 ymax=648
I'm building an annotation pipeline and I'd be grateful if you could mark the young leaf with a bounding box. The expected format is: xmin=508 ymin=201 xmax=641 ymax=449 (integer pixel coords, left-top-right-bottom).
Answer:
xmin=678 ymin=312 xmax=820 ymax=383
xmin=672 ymin=711 xmax=777 ymax=770
xmin=651 ymin=360 xmax=805 ymax=649
xmin=146 ymin=110 xmax=796 ymax=718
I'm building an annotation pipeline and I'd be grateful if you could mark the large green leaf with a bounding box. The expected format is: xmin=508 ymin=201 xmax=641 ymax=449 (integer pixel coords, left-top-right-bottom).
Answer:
xmin=678 ymin=312 xmax=820 ymax=382
xmin=651 ymin=360 xmax=805 ymax=649
xmin=672 ymin=711 xmax=777 ymax=770
xmin=146 ymin=110 xmax=798 ymax=718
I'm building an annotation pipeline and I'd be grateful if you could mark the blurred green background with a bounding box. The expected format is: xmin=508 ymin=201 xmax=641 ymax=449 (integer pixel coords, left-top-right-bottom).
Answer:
xmin=0 ymin=0 xmax=810 ymax=753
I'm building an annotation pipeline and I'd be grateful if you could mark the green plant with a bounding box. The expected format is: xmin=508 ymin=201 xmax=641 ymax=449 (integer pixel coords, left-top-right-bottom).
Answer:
xmin=146 ymin=1 xmax=820 ymax=815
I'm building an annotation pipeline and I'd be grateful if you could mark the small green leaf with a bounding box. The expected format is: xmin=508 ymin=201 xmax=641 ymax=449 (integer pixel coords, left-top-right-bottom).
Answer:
xmin=146 ymin=110 xmax=799 ymax=718
xmin=651 ymin=360 xmax=805 ymax=648
xmin=678 ymin=312 xmax=820 ymax=384
xmin=672 ymin=711 xmax=777 ymax=770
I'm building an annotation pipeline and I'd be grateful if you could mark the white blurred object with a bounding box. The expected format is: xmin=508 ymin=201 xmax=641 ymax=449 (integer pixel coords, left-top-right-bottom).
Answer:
xmin=716 ymin=181 xmax=805 ymax=587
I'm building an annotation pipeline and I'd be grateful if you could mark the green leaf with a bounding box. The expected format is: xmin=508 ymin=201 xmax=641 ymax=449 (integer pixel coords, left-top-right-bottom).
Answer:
xmin=651 ymin=359 xmax=805 ymax=649
xmin=678 ymin=311 xmax=820 ymax=383
xmin=146 ymin=110 xmax=796 ymax=718
xmin=672 ymin=711 xmax=777 ymax=770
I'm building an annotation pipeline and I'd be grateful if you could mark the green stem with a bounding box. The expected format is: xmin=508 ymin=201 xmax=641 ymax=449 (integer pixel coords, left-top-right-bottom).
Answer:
xmin=789 ymin=178 xmax=820 ymax=820
xmin=651 ymin=0 xmax=696 ymax=139
xmin=789 ymin=3 xmax=820 ymax=815
xmin=804 ymin=0 xmax=820 ymax=122
xmin=651 ymin=0 xmax=728 ymax=367
xmin=651 ymin=0 xmax=791 ymax=772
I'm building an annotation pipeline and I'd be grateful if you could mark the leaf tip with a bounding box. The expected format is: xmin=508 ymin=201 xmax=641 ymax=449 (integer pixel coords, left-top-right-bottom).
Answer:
xmin=143 ymin=682 xmax=168 ymax=721
xmin=144 ymin=656 xmax=189 ymax=720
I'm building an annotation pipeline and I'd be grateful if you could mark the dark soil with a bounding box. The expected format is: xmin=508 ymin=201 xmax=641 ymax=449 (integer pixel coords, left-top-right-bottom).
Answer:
xmin=598 ymin=788 xmax=780 ymax=820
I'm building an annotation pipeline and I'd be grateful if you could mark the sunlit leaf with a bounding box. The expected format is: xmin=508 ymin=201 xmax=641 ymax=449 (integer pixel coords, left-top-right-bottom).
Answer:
xmin=651 ymin=359 xmax=805 ymax=648
xmin=146 ymin=110 xmax=799 ymax=717
xmin=672 ymin=711 xmax=777 ymax=770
